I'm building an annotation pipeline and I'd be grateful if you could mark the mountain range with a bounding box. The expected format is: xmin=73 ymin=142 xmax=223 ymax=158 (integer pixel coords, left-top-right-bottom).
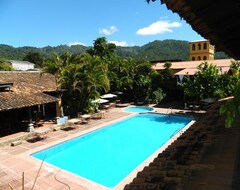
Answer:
xmin=0 ymin=39 xmax=229 ymax=61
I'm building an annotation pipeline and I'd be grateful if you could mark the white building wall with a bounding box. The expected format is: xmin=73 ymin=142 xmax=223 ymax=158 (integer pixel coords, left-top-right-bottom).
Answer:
xmin=9 ymin=60 xmax=35 ymax=71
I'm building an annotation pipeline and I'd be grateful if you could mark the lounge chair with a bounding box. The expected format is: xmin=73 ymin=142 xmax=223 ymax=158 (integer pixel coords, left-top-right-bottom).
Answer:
xmin=91 ymin=113 xmax=103 ymax=119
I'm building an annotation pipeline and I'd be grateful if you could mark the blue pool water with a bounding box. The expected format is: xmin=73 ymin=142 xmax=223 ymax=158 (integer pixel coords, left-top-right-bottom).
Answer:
xmin=32 ymin=113 xmax=193 ymax=188
xmin=124 ymin=106 xmax=154 ymax=112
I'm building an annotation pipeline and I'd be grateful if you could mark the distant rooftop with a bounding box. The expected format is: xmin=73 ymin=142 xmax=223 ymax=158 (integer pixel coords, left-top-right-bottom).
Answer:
xmin=152 ymin=59 xmax=233 ymax=71
xmin=0 ymin=71 xmax=58 ymax=112
xmin=189 ymin=39 xmax=210 ymax=43
xmin=0 ymin=71 xmax=57 ymax=93
xmin=8 ymin=60 xmax=35 ymax=71
xmin=8 ymin=60 xmax=35 ymax=65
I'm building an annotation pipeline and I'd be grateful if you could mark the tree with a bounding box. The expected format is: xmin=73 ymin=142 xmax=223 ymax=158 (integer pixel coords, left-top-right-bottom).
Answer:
xmin=160 ymin=62 xmax=174 ymax=80
xmin=0 ymin=57 xmax=14 ymax=71
xmin=23 ymin=52 xmax=43 ymax=68
xmin=59 ymin=53 xmax=110 ymax=116
xmin=180 ymin=62 xmax=220 ymax=102
xmin=132 ymin=60 xmax=155 ymax=102
xmin=220 ymin=82 xmax=240 ymax=128
xmin=42 ymin=52 xmax=69 ymax=90
xmin=112 ymin=58 xmax=156 ymax=102
xmin=219 ymin=61 xmax=240 ymax=128
xmin=41 ymin=52 xmax=79 ymax=117
xmin=86 ymin=37 xmax=116 ymax=59
xmin=153 ymin=88 xmax=166 ymax=104
xmin=215 ymin=61 xmax=240 ymax=99
xmin=108 ymin=56 xmax=134 ymax=92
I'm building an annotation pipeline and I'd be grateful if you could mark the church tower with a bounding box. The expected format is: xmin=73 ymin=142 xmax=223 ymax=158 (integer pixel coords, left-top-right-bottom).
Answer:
xmin=189 ymin=40 xmax=214 ymax=61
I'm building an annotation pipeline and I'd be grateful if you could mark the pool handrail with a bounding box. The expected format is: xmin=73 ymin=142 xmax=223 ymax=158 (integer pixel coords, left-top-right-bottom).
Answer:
xmin=170 ymin=128 xmax=183 ymax=138
xmin=166 ymin=107 xmax=173 ymax=114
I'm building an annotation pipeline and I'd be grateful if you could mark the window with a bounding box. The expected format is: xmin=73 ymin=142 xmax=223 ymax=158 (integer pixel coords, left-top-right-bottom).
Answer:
xmin=192 ymin=57 xmax=195 ymax=61
xmin=204 ymin=43 xmax=207 ymax=49
xmin=198 ymin=56 xmax=201 ymax=60
xmin=203 ymin=56 xmax=207 ymax=60
xmin=198 ymin=43 xmax=201 ymax=50
xmin=192 ymin=44 xmax=195 ymax=51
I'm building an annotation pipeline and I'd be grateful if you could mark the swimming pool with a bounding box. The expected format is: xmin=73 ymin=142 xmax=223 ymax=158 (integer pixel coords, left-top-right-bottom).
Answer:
xmin=32 ymin=113 xmax=193 ymax=188
xmin=124 ymin=106 xmax=154 ymax=112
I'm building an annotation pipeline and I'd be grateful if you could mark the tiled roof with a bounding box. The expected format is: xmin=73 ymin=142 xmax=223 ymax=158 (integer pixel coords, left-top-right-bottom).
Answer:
xmin=0 ymin=71 xmax=57 ymax=93
xmin=0 ymin=92 xmax=58 ymax=112
xmin=0 ymin=71 xmax=58 ymax=111
xmin=8 ymin=60 xmax=35 ymax=66
xmin=152 ymin=59 xmax=233 ymax=71
xmin=174 ymin=66 xmax=230 ymax=76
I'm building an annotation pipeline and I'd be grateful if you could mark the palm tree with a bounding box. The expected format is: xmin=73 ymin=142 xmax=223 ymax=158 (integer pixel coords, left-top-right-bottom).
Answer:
xmin=76 ymin=53 xmax=110 ymax=113
xmin=41 ymin=52 xmax=65 ymax=90
xmin=59 ymin=53 xmax=110 ymax=115
xmin=108 ymin=56 xmax=134 ymax=92
xmin=42 ymin=52 xmax=82 ymax=117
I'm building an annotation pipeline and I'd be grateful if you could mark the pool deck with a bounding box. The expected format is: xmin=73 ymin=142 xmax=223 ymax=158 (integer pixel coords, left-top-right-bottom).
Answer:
xmin=1 ymin=104 xmax=239 ymax=190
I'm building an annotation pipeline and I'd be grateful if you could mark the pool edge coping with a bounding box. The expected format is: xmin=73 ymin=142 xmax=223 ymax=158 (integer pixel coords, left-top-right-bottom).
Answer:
xmin=22 ymin=113 xmax=196 ymax=190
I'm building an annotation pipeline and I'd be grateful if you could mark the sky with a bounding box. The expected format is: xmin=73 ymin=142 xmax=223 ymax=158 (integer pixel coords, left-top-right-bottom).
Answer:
xmin=0 ymin=0 xmax=204 ymax=48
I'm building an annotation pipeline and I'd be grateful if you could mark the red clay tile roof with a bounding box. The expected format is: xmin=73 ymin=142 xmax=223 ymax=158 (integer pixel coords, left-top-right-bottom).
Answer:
xmin=0 ymin=92 xmax=58 ymax=112
xmin=0 ymin=71 xmax=57 ymax=93
xmin=174 ymin=66 xmax=230 ymax=76
xmin=0 ymin=71 xmax=58 ymax=111
xmin=152 ymin=59 xmax=233 ymax=71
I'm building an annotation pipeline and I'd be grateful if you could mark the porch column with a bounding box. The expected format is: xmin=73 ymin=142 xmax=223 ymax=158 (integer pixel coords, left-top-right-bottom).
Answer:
xmin=56 ymin=98 xmax=64 ymax=117
xmin=42 ymin=104 xmax=46 ymax=118
xmin=28 ymin=107 xmax=34 ymax=132
xmin=28 ymin=107 xmax=32 ymax=124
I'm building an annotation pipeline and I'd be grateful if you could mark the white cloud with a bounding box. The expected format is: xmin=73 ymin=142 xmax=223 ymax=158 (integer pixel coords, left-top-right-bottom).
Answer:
xmin=136 ymin=20 xmax=181 ymax=36
xmin=99 ymin=26 xmax=118 ymax=35
xmin=160 ymin=16 xmax=169 ymax=20
xmin=68 ymin=41 xmax=86 ymax=46
xmin=108 ymin=40 xmax=128 ymax=47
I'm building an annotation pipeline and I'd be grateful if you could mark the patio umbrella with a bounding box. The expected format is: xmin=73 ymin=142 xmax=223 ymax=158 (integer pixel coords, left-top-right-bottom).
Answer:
xmin=101 ymin=93 xmax=117 ymax=99
xmin=91 ymin=98 xmax=109 ymax=104
xmin=201 ymin=98 xmax=215 ymax=104
xmin=115 ymin=91 xmax=123 ymax=95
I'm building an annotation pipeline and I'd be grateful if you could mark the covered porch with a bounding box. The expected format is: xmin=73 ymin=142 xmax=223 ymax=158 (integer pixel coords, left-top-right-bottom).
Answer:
xmin=0 ymin=92 xmax=59 ymax=137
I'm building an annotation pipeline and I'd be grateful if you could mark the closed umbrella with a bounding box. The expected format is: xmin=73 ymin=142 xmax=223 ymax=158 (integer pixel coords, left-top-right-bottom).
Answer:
xmin=101 ymin=93 xmax=117 ymax=99
xmin=91 ymin=98 xmax=109 ymax=104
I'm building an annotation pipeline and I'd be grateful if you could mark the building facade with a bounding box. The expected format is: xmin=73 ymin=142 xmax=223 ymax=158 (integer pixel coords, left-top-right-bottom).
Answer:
xmin=8 ymin=60 xmax=35 ymax=71
xmin=189 ymin=40 xmax=214 ymax=61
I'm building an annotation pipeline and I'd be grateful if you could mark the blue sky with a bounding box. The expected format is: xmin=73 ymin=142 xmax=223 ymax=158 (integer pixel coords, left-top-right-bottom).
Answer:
xmin=0 ymin=0 xmax=203 ymax=47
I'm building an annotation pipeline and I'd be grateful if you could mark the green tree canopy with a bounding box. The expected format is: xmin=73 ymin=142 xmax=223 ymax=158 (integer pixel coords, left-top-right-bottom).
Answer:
xmin=0 ymin=57 xmax=14 ymax=71
xmin=23 ymin=52 xmax=43 ymax=68
xmin=219 ymin=61 xmax=240 ymax=127
xmin=180 ymin=62 xmax=220 ymax=102
xmin=86 ymin=37 xmax=116 ymax=59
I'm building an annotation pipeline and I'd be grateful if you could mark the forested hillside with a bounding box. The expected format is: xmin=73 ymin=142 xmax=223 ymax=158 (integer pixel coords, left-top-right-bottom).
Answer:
xmin=0 ymin=39 xmax=229 ymax=61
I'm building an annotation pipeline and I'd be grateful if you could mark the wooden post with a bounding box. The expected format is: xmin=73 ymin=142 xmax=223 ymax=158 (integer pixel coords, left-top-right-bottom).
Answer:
xmin=56 ymin=98 xmax=63 ymax=117
xmin=22 ymin=172 xmax=24 ymax=190
xmin=28 ymin=107 xmax=32 ymax=123
xmin=42 ymin=104 xmax=45 ymax=118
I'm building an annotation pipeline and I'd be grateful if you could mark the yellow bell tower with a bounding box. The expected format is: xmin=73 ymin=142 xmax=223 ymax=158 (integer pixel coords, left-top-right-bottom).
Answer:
xmin=189 ymin=40 xmax=214 ymax=61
